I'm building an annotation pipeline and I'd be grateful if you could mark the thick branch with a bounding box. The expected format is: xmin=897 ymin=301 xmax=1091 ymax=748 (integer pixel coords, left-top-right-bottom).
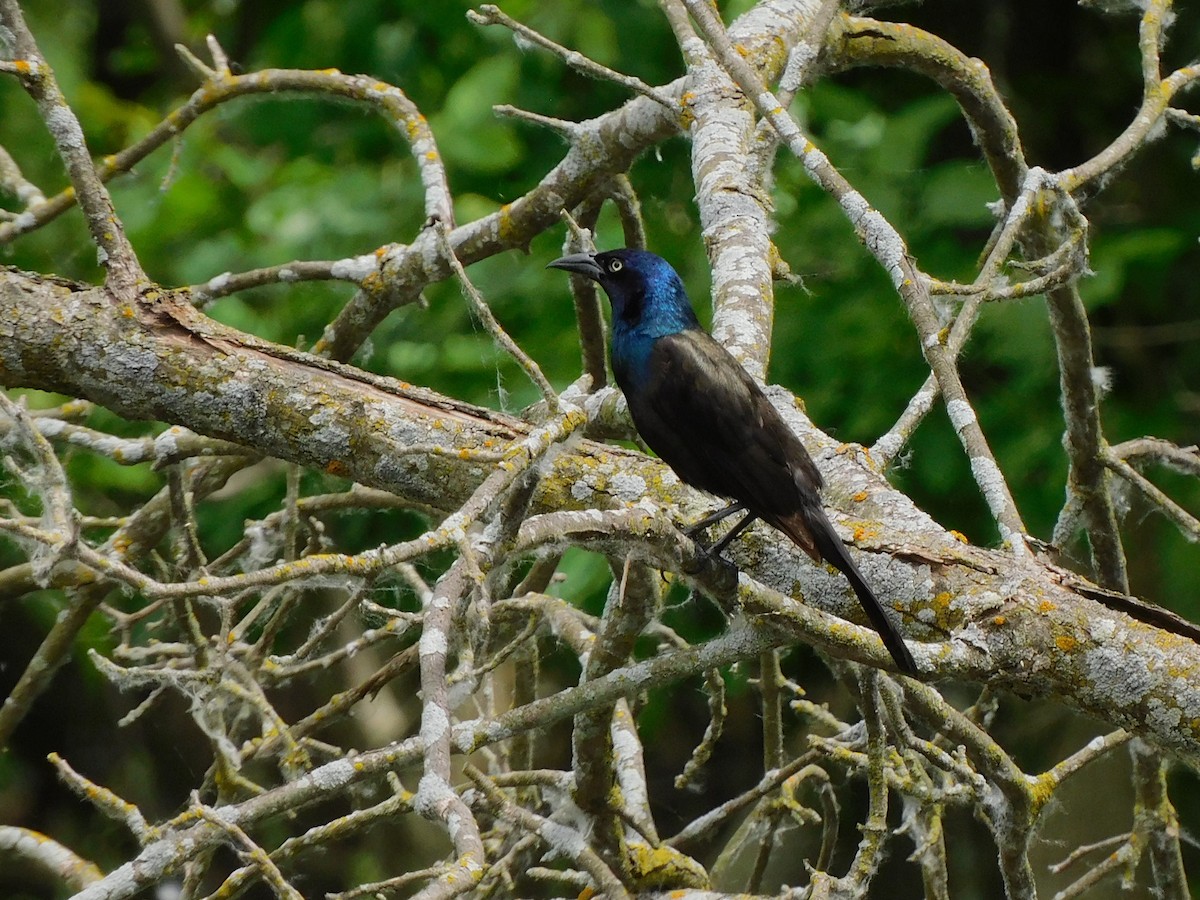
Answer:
xmin=5 ymin=267 xmax=1200 ymax=765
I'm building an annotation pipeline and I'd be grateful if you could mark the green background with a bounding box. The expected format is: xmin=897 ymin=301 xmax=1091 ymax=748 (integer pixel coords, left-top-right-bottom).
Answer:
xmin=1 ymin=1 xmax=1198 ymax=896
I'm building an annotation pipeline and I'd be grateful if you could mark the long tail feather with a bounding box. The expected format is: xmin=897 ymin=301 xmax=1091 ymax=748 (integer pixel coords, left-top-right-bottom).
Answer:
xmin=780 ymin=509 xmax=917 ymax=675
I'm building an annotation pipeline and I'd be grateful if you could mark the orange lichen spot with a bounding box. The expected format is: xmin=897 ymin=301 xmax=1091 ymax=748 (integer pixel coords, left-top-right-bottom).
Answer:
xmin=1038 ymin=600 xmax=1057 ymax=613
xmin=13 ymin=60 xmax=32 ymax=74
xmin=578 ymin=889 xmax=597 ymax=900
xmin=852 ymin=491 xmax=869 ymax=503
xmin=1055 ymin=634 xmax=1078 ymax=653
xmin=325 ymin=459 xmax=349 ymax=476
xmin=120 ymin=305 xmax=135 ymax=318
xmin=949 ymin=530 xmax=969 ymax=543
xmin=992 ymin=615 xmax=1007 ymax=626
xmin=733 ymin=42 xmax=749 ymax=58
xmin=425 ymin=150 xmax=438 ymax=161
xmin=931 ymin=591 xmax=952 ymax=610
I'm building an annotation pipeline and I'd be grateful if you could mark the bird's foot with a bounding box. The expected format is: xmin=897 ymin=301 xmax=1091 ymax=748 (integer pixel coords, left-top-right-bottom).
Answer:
xmin=680 ymin=531 xmax=728 ymax=574
xmin=681 ymin=505 xmax=759 ymax=574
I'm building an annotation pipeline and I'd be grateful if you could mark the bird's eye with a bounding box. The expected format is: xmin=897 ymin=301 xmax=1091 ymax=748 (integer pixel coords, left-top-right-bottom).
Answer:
xmin=608 ymin=259 xmax=623 ymax=273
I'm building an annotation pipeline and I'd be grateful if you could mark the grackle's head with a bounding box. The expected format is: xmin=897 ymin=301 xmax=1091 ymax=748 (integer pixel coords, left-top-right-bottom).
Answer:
xmin=547 ymin=248 xmax=698 ymax=331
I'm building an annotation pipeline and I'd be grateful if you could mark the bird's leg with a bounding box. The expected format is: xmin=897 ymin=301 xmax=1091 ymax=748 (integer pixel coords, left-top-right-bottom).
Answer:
xmin=705 ymin=511 xmax=758 ymax=560
xmin=683 ymin=502 xmax=755 ymax=565
xmin=683 ymin=501 xmax=746 ymax=537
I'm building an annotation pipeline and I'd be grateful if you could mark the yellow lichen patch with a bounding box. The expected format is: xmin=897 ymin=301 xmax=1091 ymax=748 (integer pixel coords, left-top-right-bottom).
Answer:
xmin=931 ymin=591 xmax=952 ymax=611
xmin=497 ymin=203 xmax=515 ymax=241
xmin=949 ymin=530 xmax=969 ymax=543
xmin=626 ymin=841 xmax=709 ymax=890
xmin=678 ymin=93 xmax=696 ymax=130
xmin=1027 ymin=773 xmax=1058 ymax=812
xmin=1038 ymin=600 xmax=1057 ymax=614
xmin=325 ymin=459 xmax=349 ymax=477
xmin=1055 ymin=634 xmax=1078 ymax=653
xmin=852 ymin=491 xmax=869 ymax=503
xmin=992 ymin=615 xmax=1007 ymax=626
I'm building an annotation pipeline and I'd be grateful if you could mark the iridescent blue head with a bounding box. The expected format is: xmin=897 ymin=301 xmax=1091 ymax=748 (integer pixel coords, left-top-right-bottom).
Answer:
xmin=547 ymin=248 xmax=701 ymax=338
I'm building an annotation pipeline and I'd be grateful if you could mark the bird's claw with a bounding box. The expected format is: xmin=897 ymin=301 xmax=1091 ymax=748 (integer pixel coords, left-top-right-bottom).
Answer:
xmin=681 ymin=530 xmax=737 ymax=574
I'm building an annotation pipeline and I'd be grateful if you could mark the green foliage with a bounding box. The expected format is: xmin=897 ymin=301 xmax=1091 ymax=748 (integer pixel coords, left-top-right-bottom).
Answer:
xmin=2 ymin=2 xmax=1199 ymax=895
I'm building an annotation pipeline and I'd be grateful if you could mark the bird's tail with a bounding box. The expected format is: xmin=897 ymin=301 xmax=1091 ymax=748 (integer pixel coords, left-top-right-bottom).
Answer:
xmin=779 ymin=508 xmax=918 ymax=675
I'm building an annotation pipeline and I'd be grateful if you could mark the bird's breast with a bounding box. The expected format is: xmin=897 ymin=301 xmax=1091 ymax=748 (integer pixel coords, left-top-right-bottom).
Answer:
xmin=610 ymin=327 xmax=657 ymax=390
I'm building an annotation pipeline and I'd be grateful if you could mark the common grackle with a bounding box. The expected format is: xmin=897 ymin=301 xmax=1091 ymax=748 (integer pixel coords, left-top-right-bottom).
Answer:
xmin=548 ymin=248 xmax=916 ymax=675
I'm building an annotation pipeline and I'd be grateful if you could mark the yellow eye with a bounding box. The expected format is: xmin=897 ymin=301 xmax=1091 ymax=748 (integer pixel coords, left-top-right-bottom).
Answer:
xmin=608 ymin=259 xmax=623 ymax=272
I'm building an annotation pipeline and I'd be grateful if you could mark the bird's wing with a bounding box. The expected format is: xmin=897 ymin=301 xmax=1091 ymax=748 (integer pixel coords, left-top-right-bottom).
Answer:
xmin=626 ymin=329 xmax=824 ymax=524
xmin=626 ymin=331 xmax=916 ymax=674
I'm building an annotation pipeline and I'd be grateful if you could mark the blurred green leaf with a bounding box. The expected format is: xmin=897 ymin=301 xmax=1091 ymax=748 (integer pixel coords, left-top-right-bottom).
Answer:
xmin=431 ymin=55 xmax=523 ymax=173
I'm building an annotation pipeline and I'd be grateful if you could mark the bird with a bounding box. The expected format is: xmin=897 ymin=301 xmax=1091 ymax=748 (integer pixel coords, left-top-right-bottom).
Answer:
xmin=547 ymin=247 xmax=917 ymax=675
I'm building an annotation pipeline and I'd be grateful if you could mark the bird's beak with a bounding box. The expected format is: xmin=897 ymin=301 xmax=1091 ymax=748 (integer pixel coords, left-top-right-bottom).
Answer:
xmin=547 ymin=252 xmax=603 ymax=281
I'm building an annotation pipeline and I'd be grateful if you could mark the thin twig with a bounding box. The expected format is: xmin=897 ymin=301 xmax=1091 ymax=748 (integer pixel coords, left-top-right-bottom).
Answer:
xmin=468 ymin=4 xmax=677 ymax=111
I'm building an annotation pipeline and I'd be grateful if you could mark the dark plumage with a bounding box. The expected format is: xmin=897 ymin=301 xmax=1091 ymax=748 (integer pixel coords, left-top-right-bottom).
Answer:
xmin=548 ymin=248 xmax=916 ymax=674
